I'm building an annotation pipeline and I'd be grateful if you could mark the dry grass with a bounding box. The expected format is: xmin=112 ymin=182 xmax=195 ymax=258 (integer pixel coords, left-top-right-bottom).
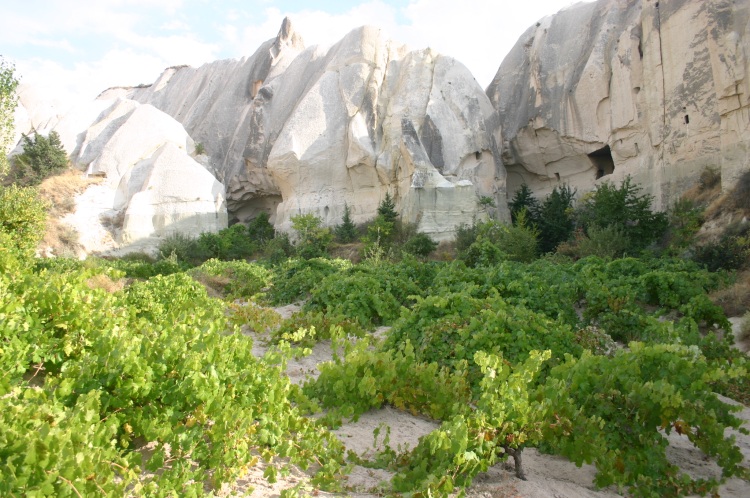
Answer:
xmin=703 ymin=170 xmax=750 ymax=220
xmin=430 ymin=240 xmax=458 ymax=261
xmin=36 ymin=169 xmax=101 ymax=257
xmin=328 ymin=242 xmax=363 ymax=263
xmin=86 ymin=273 xmax=126 ymax=294
xmin=190 ymin=271 xmax=231 ymax=299
xmin=710 ymin=270 xmax=750 ymax=318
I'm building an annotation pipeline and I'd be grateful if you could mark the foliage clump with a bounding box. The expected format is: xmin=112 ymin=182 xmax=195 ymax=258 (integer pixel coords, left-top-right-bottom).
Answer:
xmin=11 ymin=131 xmax=69 ymax=186
xmin=334 ymin=203 xmax=358 ymax=243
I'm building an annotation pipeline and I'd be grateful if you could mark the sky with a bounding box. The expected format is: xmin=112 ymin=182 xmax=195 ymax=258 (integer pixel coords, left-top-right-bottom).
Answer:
xmin=1 ymin=0 xmax=588 ymax=113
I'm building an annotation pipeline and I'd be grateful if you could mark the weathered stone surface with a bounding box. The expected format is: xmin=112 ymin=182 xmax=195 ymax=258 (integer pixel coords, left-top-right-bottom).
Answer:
xmin=117 ymin=143 xmax=228 ymax=248
xmin=488 ymin=0 xmax=750 ymax=209
xmin=129 ymin=20 xmax=505 ymax=240
xmin=63 ymin=98 xmax=227 ymax=252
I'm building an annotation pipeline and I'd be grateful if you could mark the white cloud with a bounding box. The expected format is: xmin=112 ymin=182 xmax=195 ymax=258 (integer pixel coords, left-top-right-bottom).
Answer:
xmin=7 ymin=0 xmax=587 ymax=119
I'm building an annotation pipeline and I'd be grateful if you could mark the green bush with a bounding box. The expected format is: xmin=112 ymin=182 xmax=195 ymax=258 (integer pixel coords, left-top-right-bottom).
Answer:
xmin=0 ymin=58 xmax=19 ymax=178
xmin=534 ymin=184 xmax=576 ymax=254
xmin=508 ymin=184 xmax=539 ymax=225
xmin=402 ymin=232 xmax=438 ymax=258
xmin=461 ymin=216 xmax=538 ymax=266
xmin=247 ymin=212 xmax=275 ymax=246
xmin=0 ymin=184 xmax=47 ymax=257
xmin=306 ymin=263 xmax=421 ymax=328
xmin=291 ymin=213 xmax=333 ymax=259
xmin=576 ymin=176 xmax=668 ymax=254
xmin=334 ymin=203 xmax=358 ymax=243
xmin=11 ymin=131 xmax=69 ymax=186
xmin=190 ymin=259 xmax=272 ymax=299
xmin=576 ymin=224 xmax=630 ymax=259
xmin=664 ymin=197 xmax=704 ymax=252
xmin=693 ymin=235 xmax=748 ymax=272
xmin=268 ymin=257 xmax=351 ymax=305
xmin=157 ymin=232 xmax=197 ymax=263
xmin=377 ymin=191 xmax=398 ymax=223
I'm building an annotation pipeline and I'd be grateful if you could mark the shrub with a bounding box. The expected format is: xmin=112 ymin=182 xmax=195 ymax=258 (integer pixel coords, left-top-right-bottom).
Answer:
xmin=334 ymin=203 xmax=358 ymax=243
xmin=190 ymin=259 xmax=271 ymax=299
xmin=576 ymin=224 xmax=630 ymax=259
xmin=11 ymin=131 xmax=69 ymax=186
xmin=268 ymin=257 xmax=351 ymax=305
xmin=291 ymin=213 xmax=333 ymax=259
xmin=377 ymin=191 xmax=398 ymax=223
xmin=362 ymin=215 xmax=394 ymax=260
xmin=263 ymin=232 xmax=293 ymax=264
xmin=157 ymin=232 xmax=197 ymax=263
xmin=664 ymin=197 xmax=703 ymax=252
xmin=693 ymin=235 xmax=748 ymax=272
xmin=0 ymin=57 xmax=19 ymax=178
xmin=0 ymin=184 xmax=47 ymax=257
xmin=508 ymin=184 xmax=540 ymax=225
xmin=534 ymin=184 xmax=576 ymax=254
xmin=454 ymin=220 xmax=479 ymax=252
xmin=306 ymin=263 xmax=421 ymax=328
xmin=461 ymin=215 xmax=538 ymax=266
xmin=402 ymin=232 xmax=438 ymax=259
xmin=575 ymin=176 xmax=668 ymax=254
xmin=247 ymin=212 xmax=275 ymax=246
xmin=194 ymin=142 xmax=206 ymax=155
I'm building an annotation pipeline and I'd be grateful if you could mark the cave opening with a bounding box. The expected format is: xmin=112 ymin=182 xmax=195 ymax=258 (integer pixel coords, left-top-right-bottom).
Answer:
xmin=589 ymin=145 xmax=615 ymax=180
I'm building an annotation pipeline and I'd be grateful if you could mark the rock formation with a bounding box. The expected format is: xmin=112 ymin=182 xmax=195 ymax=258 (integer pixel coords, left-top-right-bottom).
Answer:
xmin=488 ymin=0 xmax=750 ymax=209
xmin=69 ymin=98 xmax=227 ymax=252
xmin=13 ymin=0 xmax=750 ymax=255
xmin=129 ymin=19 xmax=504 ymax=239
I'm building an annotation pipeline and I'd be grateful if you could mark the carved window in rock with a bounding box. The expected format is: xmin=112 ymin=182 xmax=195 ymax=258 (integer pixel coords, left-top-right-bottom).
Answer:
xmin=589 ymin=145 xmax=615 ymax=180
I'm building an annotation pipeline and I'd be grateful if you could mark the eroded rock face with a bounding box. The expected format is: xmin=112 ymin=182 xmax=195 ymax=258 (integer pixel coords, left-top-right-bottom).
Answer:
xmin=130 ymin=20 xmax=505 ymax=240
xmin=69 ymin=98 xmax=227 ymax=252
xmin=488 ymin=0 xmax=750 ymax=209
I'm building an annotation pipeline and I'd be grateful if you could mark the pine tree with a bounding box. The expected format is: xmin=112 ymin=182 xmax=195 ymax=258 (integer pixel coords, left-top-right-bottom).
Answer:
xmin=508 ymin=184 xmax=540 ymax=225
xmin=335 ymin=203 xmax=358 ymax=243
xmin=377 ymin=192 xmax=398 ymax=223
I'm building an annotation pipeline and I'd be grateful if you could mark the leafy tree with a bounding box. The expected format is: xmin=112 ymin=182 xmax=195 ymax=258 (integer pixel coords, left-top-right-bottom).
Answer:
xmin=0 ymin=57 xmax=19 ymax=178
xmin=535 ymin=184 xmax=576 ymax=254
xmin=334 ymin=202 xmax=358 ymax=243
xmin=377 ymin=191 xmax=398 ymax=223
xmin=509 ymin=184 xmax=539 ymax=224
xmin=291 ymin=213 xmax=333 ymax=259
xmin=12 ymin=131 xmax=69 ymax=185
xmin=576 ymin=176 xmax=668 ymax=254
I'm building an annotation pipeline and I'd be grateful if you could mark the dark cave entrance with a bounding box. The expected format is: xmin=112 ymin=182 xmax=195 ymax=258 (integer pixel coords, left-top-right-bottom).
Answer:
xmin=589 ymin=145 xmax=615 ymax=180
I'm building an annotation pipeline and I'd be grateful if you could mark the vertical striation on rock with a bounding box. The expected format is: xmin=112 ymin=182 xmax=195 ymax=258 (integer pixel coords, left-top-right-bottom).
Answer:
xmin=488 ymin=0 xmax=750 ymax=209
xmin=129 ymin=20 xmax=505 ymax=239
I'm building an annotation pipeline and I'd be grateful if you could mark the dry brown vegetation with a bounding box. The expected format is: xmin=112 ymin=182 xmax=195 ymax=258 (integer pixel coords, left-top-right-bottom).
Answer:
xmin=710 ymin=270 xmax=750 ymax=318
xmin=328 ymin=242 xmax=364 ymax=263
xmin=36 ymin=169 xmax=100 ymax=256
xmin=85 ymin=272 xmax=126 ymax=294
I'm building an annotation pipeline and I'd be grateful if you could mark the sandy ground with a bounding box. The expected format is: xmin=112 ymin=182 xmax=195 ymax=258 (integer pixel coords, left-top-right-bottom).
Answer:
xmin=233 ymin=308 xmax=750 ymax=497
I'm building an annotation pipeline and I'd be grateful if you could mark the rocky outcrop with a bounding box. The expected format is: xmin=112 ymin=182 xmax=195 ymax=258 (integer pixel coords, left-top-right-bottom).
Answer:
xmin=488 ymin=0 xmax=750 ymax=209
xmin=130 ymin=19 xmax=505 ymax=239
xmin=69 ymin=98 xmax=227 ymax=252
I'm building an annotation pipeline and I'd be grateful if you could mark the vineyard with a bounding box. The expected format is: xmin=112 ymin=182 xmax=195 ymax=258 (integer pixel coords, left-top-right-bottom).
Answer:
xmin=2 ymin=172 xmax=750 ymax=497
xmin=2 ymin=242 xmax=749 ymax=496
